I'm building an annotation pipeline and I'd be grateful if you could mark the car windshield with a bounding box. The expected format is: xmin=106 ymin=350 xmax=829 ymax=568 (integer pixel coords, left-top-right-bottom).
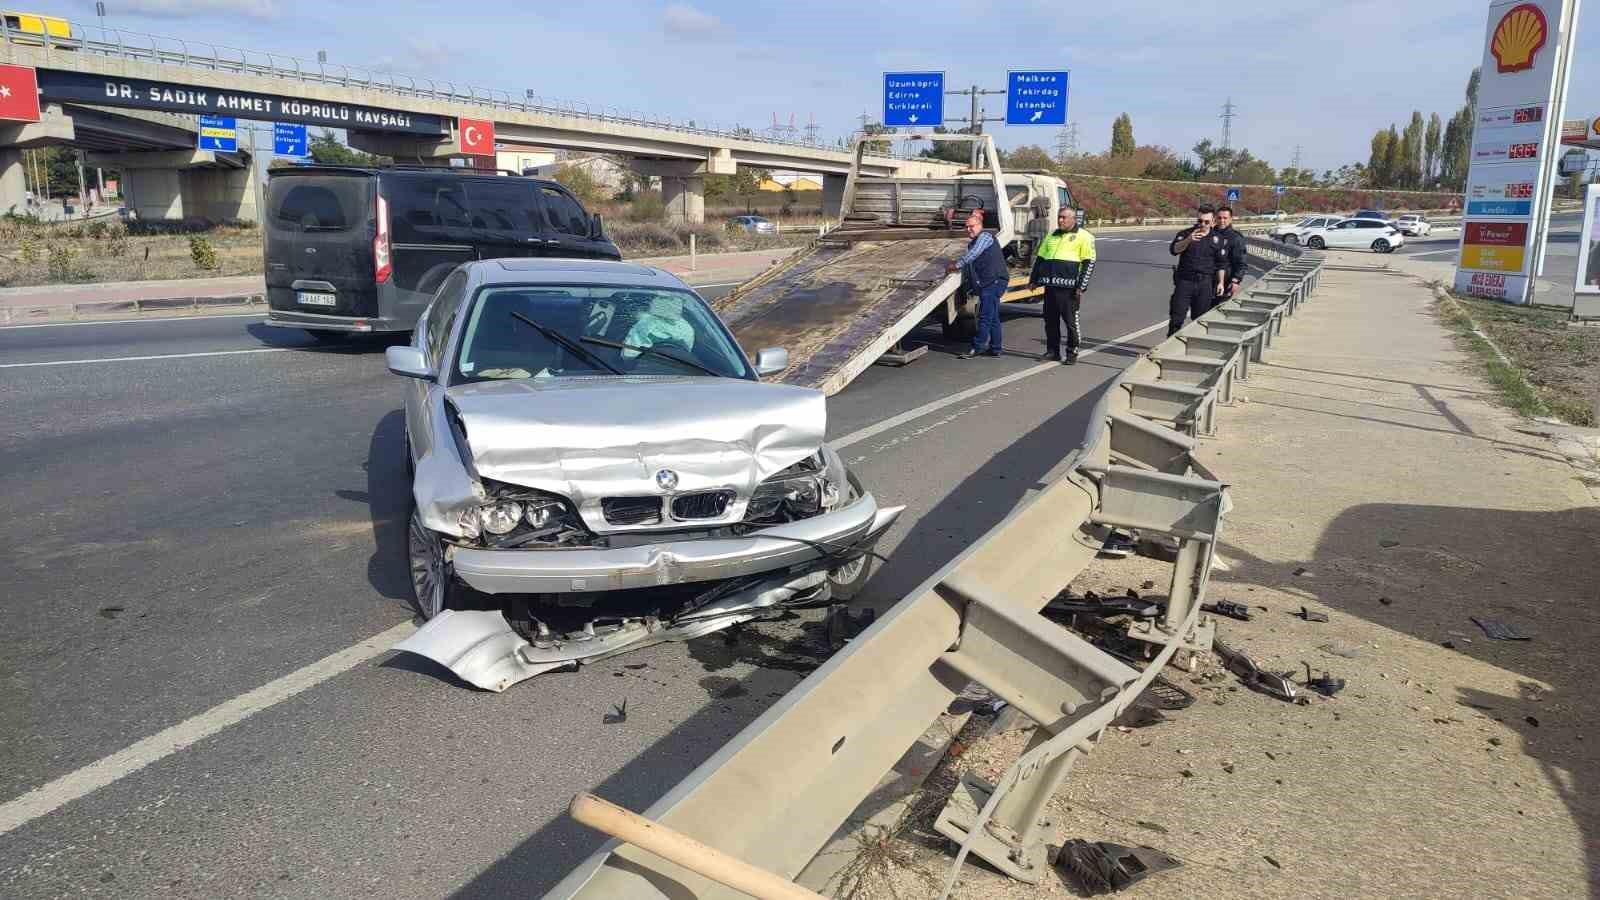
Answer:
xmin=1295 ymin=217 xmax=1317 ymax=226
xmin=453 ymin=284 xmax=753 ymax=383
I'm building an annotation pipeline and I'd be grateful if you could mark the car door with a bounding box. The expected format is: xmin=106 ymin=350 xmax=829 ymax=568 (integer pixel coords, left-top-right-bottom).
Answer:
xmin=467 ymin=177 xmax=546 ymax=262
xmin=537 ymin=184 xmax=615 ymax=259
xmin=406 ymin=270 xmax=470 ymax=467
xmin=386 ymin=174 xmax=478 ymax=327
xmin=1328 ymin=220 xmax=1363 ymax=248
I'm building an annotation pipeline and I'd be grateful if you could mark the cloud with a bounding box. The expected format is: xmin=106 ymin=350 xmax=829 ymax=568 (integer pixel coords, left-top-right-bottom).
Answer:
xmin=370 ymin=39 xmax=453 ymax=76
xmin=662 ymin=3 xmax=724 ymax=38
xmin=104 ymin=0 xmax=280 ymax=20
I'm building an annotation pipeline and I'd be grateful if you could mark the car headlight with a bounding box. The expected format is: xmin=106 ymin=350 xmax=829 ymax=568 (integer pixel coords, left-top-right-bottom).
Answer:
xmin=478 ymin=501 xmax=523 ymax=535
xmin=459 ymin=482 xmax=590 ymax=546
xmin=747 ymin=450 xmax=848 ymax=523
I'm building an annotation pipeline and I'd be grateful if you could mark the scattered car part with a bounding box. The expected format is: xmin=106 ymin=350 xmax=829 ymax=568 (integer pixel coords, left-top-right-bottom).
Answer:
xmin=824 ymin=605 xmax=876 ymax=650
xmin=1212 ymin=639 xmax=1298 ymax=702
xmin=1202 ymin=600 xmax=1252 ymax=621
xmin=1099 ymin=529 xmax=1138 ymax=557
xmin=1471 ymin=617 xmax=1529 ymax=641
xmin=1045 ymin=591 xmax=1162 ymax=620
xmin=1301 ymin=663 xmax=1346 ymax=697
xmin=604 ymin=699 xmax=628 ymax=724
xmin=1296 ymin=606 xmax=1329 ymax=623
xmin=1055 ymin=840 xmax=1182 ymax=895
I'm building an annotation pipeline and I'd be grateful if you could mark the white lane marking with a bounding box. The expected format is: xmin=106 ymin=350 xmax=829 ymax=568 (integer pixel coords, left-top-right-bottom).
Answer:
xmin=0 ymin=347 xmax=294 ymax=369
xmin=0 ymin=313 xmax=264 ymax=331
xmin=833 ymin=319 xmax=1167 ymax=450
xmin=0 ymin=621 xmax=417 ymax=836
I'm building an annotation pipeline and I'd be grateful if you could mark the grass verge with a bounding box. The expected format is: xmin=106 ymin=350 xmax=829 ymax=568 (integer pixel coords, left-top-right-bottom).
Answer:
xmin=1434 ymin=285 xmax=1598 ymax=426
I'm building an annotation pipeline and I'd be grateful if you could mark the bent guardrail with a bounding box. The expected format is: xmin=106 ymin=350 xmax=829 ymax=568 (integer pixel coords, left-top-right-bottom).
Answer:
xmin=543 ymin=235 xmax=1322 ymax=900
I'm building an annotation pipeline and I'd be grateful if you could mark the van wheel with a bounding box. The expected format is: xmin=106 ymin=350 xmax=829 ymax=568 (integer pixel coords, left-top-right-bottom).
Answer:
xmin=307 ymin=330 xmax=350 ymax=344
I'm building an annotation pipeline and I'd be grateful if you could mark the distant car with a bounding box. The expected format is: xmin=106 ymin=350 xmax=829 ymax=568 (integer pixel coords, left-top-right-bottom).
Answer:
xmin=729 ymin=215 xmax=776 ymax=235
xmin=1353 ymin=209 xmax=1393 ymax=223
xmin=1272 ymin=214 xmax=1344 ymax=246
xmin=1262 ymin=210 xmax=1287 ymax=221
xmin=1303 ymin=217 xmax=1404 ymax=253
xmin=1394 ymin=214 xmax=1432 ymax=237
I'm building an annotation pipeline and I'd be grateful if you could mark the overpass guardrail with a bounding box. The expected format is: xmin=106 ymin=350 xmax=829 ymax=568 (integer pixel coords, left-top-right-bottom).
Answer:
xmin=0 ymin=21 xmax=913 ymax=161
xmin=543 ymin=235 xmax=1323 ymax=898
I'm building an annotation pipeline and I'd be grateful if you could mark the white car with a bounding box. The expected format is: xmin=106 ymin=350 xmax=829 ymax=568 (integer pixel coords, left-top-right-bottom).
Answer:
xmin=1271 ymin=214 xmax=1344 ymax=246
xmin=1394 ymin=214 xmax=1433 ymax=237
xmin=1302 ymin=217 xmax=1405 ymax=253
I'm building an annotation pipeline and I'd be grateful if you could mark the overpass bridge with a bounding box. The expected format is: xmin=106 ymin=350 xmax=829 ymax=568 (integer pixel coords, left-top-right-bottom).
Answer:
xmin=0 ymin=22 xmax=962 ymax=222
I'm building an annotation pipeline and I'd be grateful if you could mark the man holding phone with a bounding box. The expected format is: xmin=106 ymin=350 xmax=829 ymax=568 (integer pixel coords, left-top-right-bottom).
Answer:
xmin=1167 ymin=205 xmax=1228 ymax=335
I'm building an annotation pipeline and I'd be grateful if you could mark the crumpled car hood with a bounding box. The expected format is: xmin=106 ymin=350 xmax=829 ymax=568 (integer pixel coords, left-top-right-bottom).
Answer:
xmin=445 ymin=376 xmax=826 ymax=532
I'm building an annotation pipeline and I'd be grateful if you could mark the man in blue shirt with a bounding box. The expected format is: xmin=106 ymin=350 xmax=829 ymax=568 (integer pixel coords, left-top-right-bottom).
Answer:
xmin=946 ymin=211 xmax=1009 ymax=358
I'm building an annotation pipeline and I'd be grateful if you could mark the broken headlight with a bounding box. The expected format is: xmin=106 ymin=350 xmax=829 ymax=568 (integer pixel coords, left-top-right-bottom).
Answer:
xmin=460 ymin=482 xmax=591 ymax=548
xmin=745 ymin=451 xmax=843 ymax=524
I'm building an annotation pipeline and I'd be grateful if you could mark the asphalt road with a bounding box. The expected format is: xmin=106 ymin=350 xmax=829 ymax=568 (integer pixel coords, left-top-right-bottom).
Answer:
xmin=0 ymin=230 xmax=1200 ymax=898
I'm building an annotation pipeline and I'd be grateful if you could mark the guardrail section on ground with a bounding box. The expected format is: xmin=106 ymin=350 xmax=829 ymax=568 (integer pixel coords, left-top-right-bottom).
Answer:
xmin=546 ymin=237 xmax=1324 ymax=899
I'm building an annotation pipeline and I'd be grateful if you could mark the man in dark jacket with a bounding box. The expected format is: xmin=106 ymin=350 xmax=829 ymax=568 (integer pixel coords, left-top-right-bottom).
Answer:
xmin=1168 ymin=206 xmax=1228 ymax=335
xmin=1029 ymin=207 xmax=1097 ymax=364
xmin=947 ymin=211 xmax=1009 ymax=358
xmin=1215 ymin=205 xmax=1248 ymax=306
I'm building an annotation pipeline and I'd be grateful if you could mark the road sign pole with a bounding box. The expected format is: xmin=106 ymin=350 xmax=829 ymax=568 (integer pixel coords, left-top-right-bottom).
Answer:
xmin=1532 ymin=0 xmax=1582 ymax=289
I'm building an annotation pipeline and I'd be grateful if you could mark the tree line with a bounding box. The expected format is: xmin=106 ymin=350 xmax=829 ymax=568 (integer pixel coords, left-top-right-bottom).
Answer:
xmin=1365 ymin=69 xmax=1478 ymax=191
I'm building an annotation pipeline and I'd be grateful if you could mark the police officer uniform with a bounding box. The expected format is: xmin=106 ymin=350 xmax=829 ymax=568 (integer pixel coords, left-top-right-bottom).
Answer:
xmin=1029 ymin=224 xmax=1097 ymax=362
xmin=1167 ymin=225 xmax=1227 ymax=336
xmin=1215 ymin=224 xmax=1247 ymax=307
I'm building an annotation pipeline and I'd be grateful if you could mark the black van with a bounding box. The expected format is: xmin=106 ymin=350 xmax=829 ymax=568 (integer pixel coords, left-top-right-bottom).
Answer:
xmin=263 ymin=166 xmax=621 ymax=337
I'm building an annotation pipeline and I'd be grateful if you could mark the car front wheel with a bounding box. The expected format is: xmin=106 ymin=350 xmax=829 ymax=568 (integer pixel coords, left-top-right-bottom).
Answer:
xmin=1307 ymin=236 xmax=1326 ymax=250
xmin=407 ymin=504 xmax=456 ymax=620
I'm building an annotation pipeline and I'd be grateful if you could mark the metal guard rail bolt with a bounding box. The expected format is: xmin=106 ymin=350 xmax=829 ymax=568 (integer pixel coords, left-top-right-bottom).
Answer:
xmin=541 ymin=236 xmax=1321 ymax=898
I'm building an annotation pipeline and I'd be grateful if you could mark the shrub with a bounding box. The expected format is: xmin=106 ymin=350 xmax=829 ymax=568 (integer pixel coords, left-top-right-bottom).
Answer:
xmin=19 ymin=235 xmax=39 ymax=264
xmin=189 ymin=236 xmax=218 ymax=270
xmin=105 ymin=234 xmax=128 ymax=257
xmin=46 ymin=245 xmax=75 ymax=281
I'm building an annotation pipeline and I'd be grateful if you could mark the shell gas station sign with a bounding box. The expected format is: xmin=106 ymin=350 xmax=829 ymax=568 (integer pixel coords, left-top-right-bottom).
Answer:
xmin=1454 ymin=0 xmax=1578 ymax=304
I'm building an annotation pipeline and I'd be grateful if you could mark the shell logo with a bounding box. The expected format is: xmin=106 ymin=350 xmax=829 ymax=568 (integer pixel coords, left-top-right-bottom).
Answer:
xmin=1491 ymin=3 xmax=1549 ymax=74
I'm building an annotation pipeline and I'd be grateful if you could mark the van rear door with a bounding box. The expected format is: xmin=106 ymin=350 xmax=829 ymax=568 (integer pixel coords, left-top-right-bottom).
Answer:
xmin=385 ymin=173 xmax=478 ymax=327
xmin=264 ymin=174 xmax=376 ymax=316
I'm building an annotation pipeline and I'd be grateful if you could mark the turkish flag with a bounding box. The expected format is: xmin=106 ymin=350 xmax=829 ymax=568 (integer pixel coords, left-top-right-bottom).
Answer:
xmin=0 ymin=64 xmax=41 ymax=123
xmin=458 ymin=117 xmax=494 ymax=156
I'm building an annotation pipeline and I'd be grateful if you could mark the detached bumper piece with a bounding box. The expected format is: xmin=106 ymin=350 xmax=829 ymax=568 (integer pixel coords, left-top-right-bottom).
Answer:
xmin=1055 ymin=840 xmax=1181 ymax=895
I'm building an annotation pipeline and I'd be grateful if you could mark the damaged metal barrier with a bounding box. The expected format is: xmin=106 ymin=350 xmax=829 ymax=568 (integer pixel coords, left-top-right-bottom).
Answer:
xmin=544 ymin=222 xmax=1322 ymax=900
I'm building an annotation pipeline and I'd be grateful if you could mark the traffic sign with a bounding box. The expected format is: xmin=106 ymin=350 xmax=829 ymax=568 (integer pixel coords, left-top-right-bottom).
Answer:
xmin=1226 ymin=187 xmax=1242 ymax=203
xmin=882 ymin=72 xmax=943 ymax=128
xmin=198 ymin=114 xmax=237 ymax=152
xmin=273 ymin=122 xmax=308 ymax=157
xmin=1273 ymin=184 xmax=1286 ymax=195
xmin=1005 ymin=70 xmax=1068 ymax=126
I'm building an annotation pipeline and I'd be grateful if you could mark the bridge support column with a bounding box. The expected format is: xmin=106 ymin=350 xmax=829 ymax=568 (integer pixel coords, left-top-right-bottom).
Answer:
xmin=661 ymin=175 xmax=705 ymax=225
xmin=821 ymin=173 xmax=846 ymax=219
xmin=88 ymin=150 xmax=258 ymax=223
xmin=0 ymin=148 xmax=25 ymax=217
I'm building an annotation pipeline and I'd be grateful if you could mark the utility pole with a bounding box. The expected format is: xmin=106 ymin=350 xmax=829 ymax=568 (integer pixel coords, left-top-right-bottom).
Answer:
xmin=1220 ymin=98 xmax=1238 ymax=151
xmin=945 ymin=83 xmax=1005 ymax=167
xmin=1054 ymin=122 xmax=1080 ymax=162
xmin=1292 ymin=144 xmax=1303 ymax=178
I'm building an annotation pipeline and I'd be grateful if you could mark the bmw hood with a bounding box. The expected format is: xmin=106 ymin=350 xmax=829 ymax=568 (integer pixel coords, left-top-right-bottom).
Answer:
xmin=444 ymin=376 xmax=827 ymax=531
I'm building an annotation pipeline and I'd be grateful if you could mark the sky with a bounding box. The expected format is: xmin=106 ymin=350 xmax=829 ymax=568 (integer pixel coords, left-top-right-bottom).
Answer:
xmin=33 ymin=0 xmax=1600 ymax=173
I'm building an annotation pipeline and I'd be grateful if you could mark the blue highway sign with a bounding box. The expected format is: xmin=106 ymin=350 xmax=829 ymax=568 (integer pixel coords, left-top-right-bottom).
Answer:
xmin=198 ymin=115 xmax=237 ymax=152
xmin=1273 ymin=184 xmax=1286 ymax=195
xmin=882 ymin=72 xmax=944 ymax=128
xmin=274 ymin=122 xmax=308 ymax=157
xmin=1226 ymin=187 xmax=1242 ymax=203
xmin=1005 ymin=70 xmax=1068 ymax=126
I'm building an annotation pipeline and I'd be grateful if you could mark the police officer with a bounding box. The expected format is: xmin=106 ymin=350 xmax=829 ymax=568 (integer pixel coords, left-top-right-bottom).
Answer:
xmin=947 ymin=211 xmax=1009 ymax=358
xmin=1167 ymin=205 xmax=1228 ymax=336
xmin=1029 ymin=207 xmax=1096 ymax=364
xmin=1214 ymin=205 xmax=1248 ymax=307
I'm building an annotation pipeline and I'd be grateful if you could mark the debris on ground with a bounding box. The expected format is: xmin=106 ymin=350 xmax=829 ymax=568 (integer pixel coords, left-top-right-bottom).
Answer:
xmin=1301 ymin=664 xmax=1346 ymax=697
xmin=1212 ymin=639 xmax=1298 ymax=702
xmin=603 ymin=699 xmax=628 ymax=724
xmin=824 ymin=605 xmax=876 ymax=650
xmin=1202 ymin=599 xmax=1253 ymax=621
xmin=1295 ymin=606 xmax=1330 ymax=623
xmin=1099 ymin=529 xmax=1139 ymax=558
xmin=1471 ymin=616 xmax=1530 ymax=641
xmin=1317 ymin=642 xmax=1362 ymax=658
xmin=1054 ymin=840 xmax=1182 ymax=895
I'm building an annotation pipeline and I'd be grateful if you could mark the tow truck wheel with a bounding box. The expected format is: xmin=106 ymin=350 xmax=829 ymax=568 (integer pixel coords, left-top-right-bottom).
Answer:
xmin=407 ymin=503 xmax=457 ymax=620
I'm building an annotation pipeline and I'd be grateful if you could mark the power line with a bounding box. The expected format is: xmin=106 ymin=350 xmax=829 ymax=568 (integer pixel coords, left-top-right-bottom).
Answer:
xmin=1220 ymin=98 xmax=1238 ymax=151
xmin=945 ymin=83 xmax=1006 ymax=166
xmin=1054 ymin=122 xmax=1080 ymax=162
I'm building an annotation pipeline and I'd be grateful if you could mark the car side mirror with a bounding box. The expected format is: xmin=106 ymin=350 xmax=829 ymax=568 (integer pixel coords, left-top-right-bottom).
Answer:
xmin=386 ymin=346 xmax=434 ymax=381
xmin=753 ymin=347 xmax=789 ymax=377
xmin=590 ymin=213 xmax=605 ymax=240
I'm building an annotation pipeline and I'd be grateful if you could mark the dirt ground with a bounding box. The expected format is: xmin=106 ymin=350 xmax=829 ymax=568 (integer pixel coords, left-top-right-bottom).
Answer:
xmin=1451 ymin=293 xmax=1600 ymax=427
xmin=835 ymin=262 xmax=1600 ymax=899
xmin=0 ymin=223 xmax=261 ymax=287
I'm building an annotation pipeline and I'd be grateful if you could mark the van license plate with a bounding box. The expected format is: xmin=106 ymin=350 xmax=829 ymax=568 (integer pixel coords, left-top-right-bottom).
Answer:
xmin=297 ymin=291 xmax=336 ymax=307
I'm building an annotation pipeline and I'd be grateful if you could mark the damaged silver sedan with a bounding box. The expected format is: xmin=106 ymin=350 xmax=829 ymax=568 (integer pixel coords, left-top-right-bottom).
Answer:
xmin=385 ymin=259 xmax=902 ymax=691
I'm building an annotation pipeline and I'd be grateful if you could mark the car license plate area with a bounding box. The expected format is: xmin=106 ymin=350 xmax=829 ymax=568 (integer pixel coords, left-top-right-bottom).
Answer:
xmin=297 ymin=291 xmax=337 ymax=307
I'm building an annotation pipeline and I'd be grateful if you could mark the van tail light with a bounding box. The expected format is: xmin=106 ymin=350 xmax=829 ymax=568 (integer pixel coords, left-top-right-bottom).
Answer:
xmin=374 ymin=194 xmax=392 ymax=284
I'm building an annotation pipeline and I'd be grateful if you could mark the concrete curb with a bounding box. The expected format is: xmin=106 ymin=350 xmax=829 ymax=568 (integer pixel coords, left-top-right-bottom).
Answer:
xmin=0 ymin=294 xmax=265 ymax=325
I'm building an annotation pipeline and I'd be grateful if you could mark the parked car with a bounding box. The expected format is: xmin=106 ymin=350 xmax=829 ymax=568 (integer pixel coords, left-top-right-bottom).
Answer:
xmin=1394 ymin=213 xmax=1433 ymax=237
xmin=1271 ymin=214 xmax=1344 ymax=245
xmin=386 ymin=258 xmax=902 ymax=689
xmin=1303 ymin=217 xmax=1405 ymax=253
xmin=263 ymin=165 xmax=620 ymax=340
xmin=728 ymin=214 xmax=776 ymax=235
xmin=1352 ymin=209 xmax=1393 ymax=223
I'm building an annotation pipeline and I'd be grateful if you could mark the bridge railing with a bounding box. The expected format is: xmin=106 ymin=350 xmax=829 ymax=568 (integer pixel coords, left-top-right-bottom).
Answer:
xmin=1 ymin=19 xmax=917 ymax=161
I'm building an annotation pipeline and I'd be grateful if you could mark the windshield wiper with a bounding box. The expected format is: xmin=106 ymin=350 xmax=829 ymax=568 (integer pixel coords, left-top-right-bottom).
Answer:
xmin=579 ymin=335 xmax=722 ymax=377
xmin=509 ymin=311 xmax=622 ymax=375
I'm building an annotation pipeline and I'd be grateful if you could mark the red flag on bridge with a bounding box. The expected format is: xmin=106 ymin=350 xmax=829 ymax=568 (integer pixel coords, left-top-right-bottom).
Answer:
xmin=458 ymin=117 xmax=494 ymax=156
xmin=0 ymin=64 xmax=41 ymax=123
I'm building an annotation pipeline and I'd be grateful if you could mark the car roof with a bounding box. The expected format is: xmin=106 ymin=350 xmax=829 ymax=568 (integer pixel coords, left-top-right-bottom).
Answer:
xmin=466 ymin=258 xmax=692 ymax=290
xmin=270 ymin=164 xmax=566 ymax=190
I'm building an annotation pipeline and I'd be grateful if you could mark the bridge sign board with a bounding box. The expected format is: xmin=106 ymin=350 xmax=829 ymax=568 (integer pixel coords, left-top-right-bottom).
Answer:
xmin=274 ymin=122 xmax=309 ymax=157
xmin=882 ymin=72 xmax=943 ymax=128
xmin=197 ymin=115 xmax=237 ymax=152
xmin=1005 ymin=70 xmax=1068 ymax=126
xmin=36 ymin=69 xmax=447 ymax=135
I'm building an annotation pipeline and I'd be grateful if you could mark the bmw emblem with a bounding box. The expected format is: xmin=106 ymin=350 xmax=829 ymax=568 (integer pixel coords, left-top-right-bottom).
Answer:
xmin=655 ymin=469 xmax=679 ymax=491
